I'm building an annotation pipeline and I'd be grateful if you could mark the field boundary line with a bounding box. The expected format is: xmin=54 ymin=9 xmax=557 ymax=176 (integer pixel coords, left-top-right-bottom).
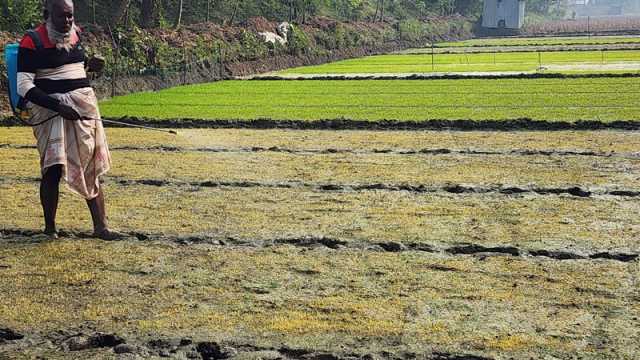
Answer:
xmin=2 ymin=176 xmax=639 ymax=199
xmin=3 ymin=143 xmax=637 ymax=160
xmin=4 ymin=117 xmax=640 ymax=131
xmin=1 ymin=228 xmax=637 ymax=262
xmin=0 ymin=324 xmax=496 ymax=360
xmin=247 ymin=73 xmax=640 ymax=81
xmin=109 ymin=179 xmax=640 ymax=199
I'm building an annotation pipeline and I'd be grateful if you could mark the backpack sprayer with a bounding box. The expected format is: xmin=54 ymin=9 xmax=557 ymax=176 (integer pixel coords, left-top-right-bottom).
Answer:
xmin=4 ymin=37 xmax=176 ymax=135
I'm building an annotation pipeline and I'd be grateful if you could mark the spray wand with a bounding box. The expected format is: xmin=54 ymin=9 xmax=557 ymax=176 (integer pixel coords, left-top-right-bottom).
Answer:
xmin=97 ymin=118 xmax=177 ymax=135
xmin=20 ymin=113 xmax=177 ymax=135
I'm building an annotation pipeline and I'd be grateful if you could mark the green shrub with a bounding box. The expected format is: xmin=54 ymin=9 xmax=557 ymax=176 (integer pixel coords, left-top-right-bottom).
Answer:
xmin=239 ymin=30 xmax=268 ymax=60
xmin=287 ymin=24 xmax=311 ymax=55
xmin=0 ymin=0 xmax=41 ymax=33
xmin=398 ymin=19 xmax=423 ymax=42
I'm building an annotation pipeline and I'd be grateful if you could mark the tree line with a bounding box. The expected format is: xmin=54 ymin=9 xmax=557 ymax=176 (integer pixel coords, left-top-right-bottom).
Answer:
xmin=1 ymin=0 xmax=570 ymax=33
xmin=1 ymin=0 xmax=486 ymax=32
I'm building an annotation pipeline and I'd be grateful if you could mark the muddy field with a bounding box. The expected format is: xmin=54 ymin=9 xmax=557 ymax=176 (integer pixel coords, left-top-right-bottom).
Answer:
xmin=0 ymin=127 xmax=639 ymax=359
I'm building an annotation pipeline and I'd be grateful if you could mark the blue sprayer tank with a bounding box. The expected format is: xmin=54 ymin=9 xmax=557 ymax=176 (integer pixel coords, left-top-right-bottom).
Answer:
xmin=4 ymin=43 xmax=20 ymax=113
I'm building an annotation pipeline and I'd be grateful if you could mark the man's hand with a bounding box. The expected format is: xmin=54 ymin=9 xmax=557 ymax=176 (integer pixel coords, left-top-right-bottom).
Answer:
xmin=86 ymin=56 xmax=105 ymax=73
xmin=57 ymin=104 xmax=81 ymax=120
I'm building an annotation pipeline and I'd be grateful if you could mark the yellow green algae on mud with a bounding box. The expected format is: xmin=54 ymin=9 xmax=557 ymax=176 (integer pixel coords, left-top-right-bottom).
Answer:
xmin=0 ymin=239 xmax=638 ymax=359
xmin=3 ymin=128 xmax=640 ymax=153
xmin=2 ymin=146 xmax=640 ymax=187
xmin=1 ymin=128 xmax=639 ymax=359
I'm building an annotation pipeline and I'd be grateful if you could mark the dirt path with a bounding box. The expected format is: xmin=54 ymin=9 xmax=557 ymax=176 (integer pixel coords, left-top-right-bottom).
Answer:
xmin=240 ymin=71 xmax=535 ymax=79
xmin=545 ymin=62 xmax=640 ymax=71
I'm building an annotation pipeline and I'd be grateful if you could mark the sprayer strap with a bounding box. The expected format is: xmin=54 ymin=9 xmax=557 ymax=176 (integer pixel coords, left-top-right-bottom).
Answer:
xmin=25 ymin=30 xmax=43 ymax=51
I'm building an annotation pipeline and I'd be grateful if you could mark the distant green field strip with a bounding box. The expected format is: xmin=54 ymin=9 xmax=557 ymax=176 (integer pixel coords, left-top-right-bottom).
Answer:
xmin=100 ymin=78 xmax=640 ymax=121
xmin=108 ymin=93 xmax=638 ymax=107
xmin=281 ymin=50 xmax=640 ymax=74
xmin=151 ymin=79 xmax=640 ymax=91
xmin=436 ymin=36 xmax=640 ymax=47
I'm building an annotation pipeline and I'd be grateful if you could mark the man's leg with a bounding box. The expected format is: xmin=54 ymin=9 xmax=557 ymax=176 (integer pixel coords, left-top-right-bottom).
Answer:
xmin=86 ymin=185 xmax=121 ymax=240
xmin=86 ymin=186 xmax=108 ymax=234
xmin=40 ymin=164 xmax=63 ymax=235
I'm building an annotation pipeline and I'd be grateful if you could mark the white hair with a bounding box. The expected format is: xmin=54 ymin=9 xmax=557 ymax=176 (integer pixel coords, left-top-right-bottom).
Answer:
xmin=46 ymin=0 xmax=73 ymax=14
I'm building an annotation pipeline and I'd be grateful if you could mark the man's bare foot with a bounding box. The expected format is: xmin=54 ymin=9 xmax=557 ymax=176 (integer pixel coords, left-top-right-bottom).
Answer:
xmin=43 ymin=228 xmax=59 ymax=239
xmin=93 ymin=229 xmax=124 ymax=241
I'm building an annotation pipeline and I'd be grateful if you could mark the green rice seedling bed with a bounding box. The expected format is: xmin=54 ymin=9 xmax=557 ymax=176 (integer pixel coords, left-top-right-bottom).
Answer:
xmin=280 ymin=50 xmax=640 ymax=74
xmin=99 ymin=78 xmax=640 ymax=122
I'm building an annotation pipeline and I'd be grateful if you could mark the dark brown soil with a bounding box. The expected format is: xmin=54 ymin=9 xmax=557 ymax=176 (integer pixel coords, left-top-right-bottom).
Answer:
xmin=1 ymin=227 xmax=637 ymax=262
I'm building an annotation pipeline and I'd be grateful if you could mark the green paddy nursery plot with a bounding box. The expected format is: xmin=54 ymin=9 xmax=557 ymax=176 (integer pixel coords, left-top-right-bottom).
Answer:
xmin=100 ymin=78 xmax=640 ymax=122
xmin=280 ymin=50 xmax=640 ymax=74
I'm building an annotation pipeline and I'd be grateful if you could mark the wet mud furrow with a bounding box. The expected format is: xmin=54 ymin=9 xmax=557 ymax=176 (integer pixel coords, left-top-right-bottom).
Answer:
xmin=3 ymin=143 xmax=635 ymax=159
xmin=4 ymin=117 xmax=640 ymax=131
xmin=109 ymin=178 xmax=640 ymax=198
xmin=3 ymin=175 xmax=639 ymax=198
xmin=0 ymin=326 xmax=492 ymax=360
xmin=100 ymin=118 xmax=640 ymax=131
xmin=1 ymin=229 xmax=637 ymax=262
xmin=250 ymin=73 xmax=640 ymax=81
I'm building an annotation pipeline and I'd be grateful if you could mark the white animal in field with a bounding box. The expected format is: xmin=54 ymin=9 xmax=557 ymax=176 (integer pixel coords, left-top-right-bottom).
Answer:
xmin=259 ymin=22 xmax=290 ymax=45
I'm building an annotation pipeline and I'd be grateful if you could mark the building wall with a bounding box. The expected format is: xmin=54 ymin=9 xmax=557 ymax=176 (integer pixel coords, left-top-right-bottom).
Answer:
xmin=482 ymin=0 xmax=498 ymax=27
xmin=482 ymin=0 xmax=525 ymax=29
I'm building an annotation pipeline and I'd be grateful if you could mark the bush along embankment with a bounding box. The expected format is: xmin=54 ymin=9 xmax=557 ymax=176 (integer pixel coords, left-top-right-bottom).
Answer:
xmin=0 ymin=15 xmax=472 ymax=116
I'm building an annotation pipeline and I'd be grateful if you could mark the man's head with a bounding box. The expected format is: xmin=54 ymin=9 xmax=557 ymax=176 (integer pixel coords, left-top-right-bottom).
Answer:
xmin=44 ymin=0 xmax=76 ymax=51
xmin=45 ymin=0 xmax=74 ymax=33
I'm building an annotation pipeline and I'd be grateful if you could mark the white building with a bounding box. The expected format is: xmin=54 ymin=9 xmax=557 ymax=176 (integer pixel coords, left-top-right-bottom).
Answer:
xmin=482 ymin=0 xmax=526 ymax=29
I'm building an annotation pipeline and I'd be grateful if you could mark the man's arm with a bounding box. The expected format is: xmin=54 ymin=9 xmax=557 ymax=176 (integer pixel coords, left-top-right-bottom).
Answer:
xmin=17 ymin=35 xmax=60 ymax=111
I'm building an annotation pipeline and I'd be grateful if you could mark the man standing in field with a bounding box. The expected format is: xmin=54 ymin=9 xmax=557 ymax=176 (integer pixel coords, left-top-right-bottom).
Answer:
xmin=17 ymin=0 xmax=120 ymax=239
